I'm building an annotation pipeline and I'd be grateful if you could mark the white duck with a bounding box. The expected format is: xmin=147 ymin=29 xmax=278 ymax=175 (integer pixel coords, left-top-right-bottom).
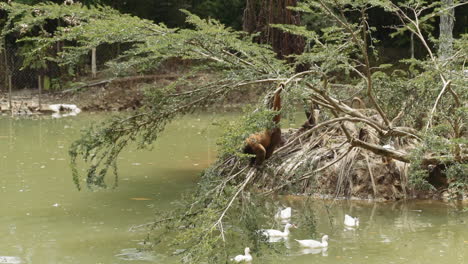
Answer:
xmin=274 ymin=207 xmax=292 ymax=220
xmin=231 ymin=247 xmax=252 ymax=263
xmin=295 ymin=235 xmax=329 ymax=248
xmin=260 ymin=223 xmax=296 ymax=238
xmin=49 ymin=104 xmax=82 ymax=118
xmin=344 ymin=214 xmax=359 ymax=227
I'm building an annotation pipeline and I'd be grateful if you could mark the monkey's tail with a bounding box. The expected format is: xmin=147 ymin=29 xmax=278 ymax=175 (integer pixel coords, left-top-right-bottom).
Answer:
xmin=272 ymin=87 xmax=282 ymax=124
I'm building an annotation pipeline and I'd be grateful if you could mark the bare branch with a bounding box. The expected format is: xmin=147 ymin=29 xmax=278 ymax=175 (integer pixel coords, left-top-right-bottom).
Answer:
xmin=350 ymin=138 xmax=410 ymax=163
xmin=211 ymin=168 xmax=255 ymax=231
xmin=425 ymin=80 xmax=452 ymax=132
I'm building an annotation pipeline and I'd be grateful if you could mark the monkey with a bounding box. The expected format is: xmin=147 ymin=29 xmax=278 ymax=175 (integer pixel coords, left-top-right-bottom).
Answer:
xmin=243 ymin=85 xmax=283 ymax=166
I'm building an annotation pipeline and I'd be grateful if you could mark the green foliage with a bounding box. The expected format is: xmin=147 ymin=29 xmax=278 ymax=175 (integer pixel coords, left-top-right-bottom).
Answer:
xmin=408 ymin=146 xmax=436 ymax=191
xmin=446 ymin=163 xmax=468 ymax=193
xmin=408 ymin=130 xmax=468 ymax=192
xmin=191 ymin=0 xmax=245 ymax=29
xmin=371 ymin=68 xmax=444 ymax=128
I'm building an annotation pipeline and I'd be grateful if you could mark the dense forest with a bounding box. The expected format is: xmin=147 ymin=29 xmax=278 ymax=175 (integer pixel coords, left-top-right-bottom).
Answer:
xmin=11 ymin=0 xmax=468 ymax=48
xmin=0 ymin=0 xmax=467 ymax=263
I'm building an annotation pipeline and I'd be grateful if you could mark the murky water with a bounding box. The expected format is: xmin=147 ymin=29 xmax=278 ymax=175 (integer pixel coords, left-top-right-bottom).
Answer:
xmin=1 ymin=113 xmax=467 ymax=264
xmin=0 ymin=113 xmax=222 ymax=264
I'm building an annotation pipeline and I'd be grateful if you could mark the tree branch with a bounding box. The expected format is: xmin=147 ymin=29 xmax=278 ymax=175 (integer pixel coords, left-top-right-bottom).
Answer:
xmin=211 ymin=168 xmax=255 ymax=232
xmin=425 ymin=80 xmax=451 ymax=132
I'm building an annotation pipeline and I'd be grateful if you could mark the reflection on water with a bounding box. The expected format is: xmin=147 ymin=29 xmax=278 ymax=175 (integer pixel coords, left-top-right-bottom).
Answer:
xmin=1 ymin=114 xmax=467 ymax=264
xmin=0 ymin=256 xmax=22 ymax=264
xmin=298 ymin=247 xmax=328 ymax=256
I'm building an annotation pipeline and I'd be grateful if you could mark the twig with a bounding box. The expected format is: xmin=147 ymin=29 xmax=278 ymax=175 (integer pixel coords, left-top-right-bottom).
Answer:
xmin=217 ymin=165 xmax=248 ymax=196
xmin=128 ymin=221 xmax=156 ymax=232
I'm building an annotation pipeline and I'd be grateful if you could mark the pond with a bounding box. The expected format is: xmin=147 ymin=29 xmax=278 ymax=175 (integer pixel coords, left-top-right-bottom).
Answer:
xmin=0 ymin=113 xmax=467 ymax=264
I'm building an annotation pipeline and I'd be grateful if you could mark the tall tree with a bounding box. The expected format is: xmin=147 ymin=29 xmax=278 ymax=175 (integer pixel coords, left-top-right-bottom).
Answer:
xmin=243 ymin=0 xmax=304 ymax=58
xmin=439 ymin=0 xmax=455 ymax=59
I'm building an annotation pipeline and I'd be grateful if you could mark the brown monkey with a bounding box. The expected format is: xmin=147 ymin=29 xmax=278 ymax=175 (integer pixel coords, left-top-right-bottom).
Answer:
xmin=243 ymin=86 xmax=283 ymax=166
xmin=301 ymin=100 xmax=320 ymax=130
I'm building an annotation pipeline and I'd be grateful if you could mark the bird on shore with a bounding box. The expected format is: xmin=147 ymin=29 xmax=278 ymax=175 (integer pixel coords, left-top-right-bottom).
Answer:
xmin=295 ymin=235 xmax=329 ymax=248
xmin=259 ymin=223 xmax=296 ymax=238
xmin=344 ymin=214 xmax=359 ymax=227
xmin=231 ymin=247 xmax=252 ymax=263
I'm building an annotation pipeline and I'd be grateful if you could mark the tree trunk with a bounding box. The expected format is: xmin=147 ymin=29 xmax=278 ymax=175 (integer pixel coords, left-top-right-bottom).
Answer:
xmin=91 ymin=48 xmax=97 ymax=78
xmin=243 ymin=0 xmax=305 ymax=59
xmin=410 ymin=33 xmax=414 ymax=59
xmin=438 ymin=0 xmax=454 ymax=60
xmin=38 ymin=75 xmax=42 ymax=109
xmin=3 ymin=39 xmax=9 ymax=95
xmin=8 ymin=74 xmax=12 ymax=111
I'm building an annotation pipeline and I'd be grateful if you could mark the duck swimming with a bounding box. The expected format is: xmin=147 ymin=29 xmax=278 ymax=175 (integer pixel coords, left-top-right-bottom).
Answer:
xmin=295 ymin=235 xmax=329 ymax=248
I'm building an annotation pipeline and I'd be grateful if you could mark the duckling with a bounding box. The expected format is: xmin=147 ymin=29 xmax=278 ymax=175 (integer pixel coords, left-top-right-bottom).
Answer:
xmin=231 ymin=247 xmax=252 ymax=263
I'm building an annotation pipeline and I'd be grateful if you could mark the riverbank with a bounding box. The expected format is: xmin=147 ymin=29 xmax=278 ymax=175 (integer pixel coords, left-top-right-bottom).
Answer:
xmin=0 ymin=73 xmax=264 ymax=114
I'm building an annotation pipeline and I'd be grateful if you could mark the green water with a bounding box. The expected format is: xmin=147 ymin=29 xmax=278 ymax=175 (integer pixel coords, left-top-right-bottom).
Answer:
xmin=0 ymin=113 xmax=221 ymax=264
xmin=0 ymin=114 xmax=467 ymax=264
